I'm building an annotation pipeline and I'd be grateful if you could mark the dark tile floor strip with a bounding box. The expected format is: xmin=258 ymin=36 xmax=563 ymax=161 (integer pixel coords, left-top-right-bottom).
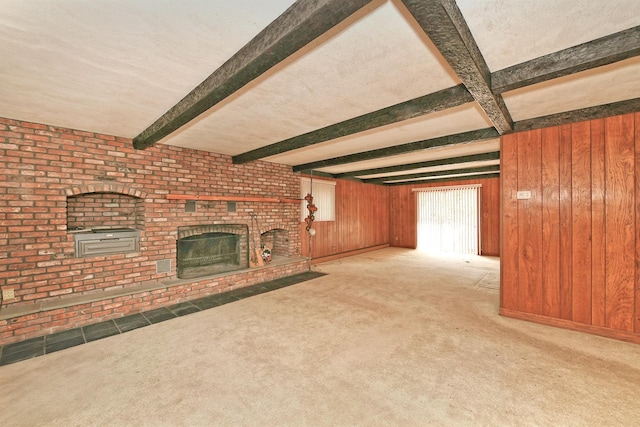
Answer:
xmin=0 ymin=271 xmax=326 ymax=366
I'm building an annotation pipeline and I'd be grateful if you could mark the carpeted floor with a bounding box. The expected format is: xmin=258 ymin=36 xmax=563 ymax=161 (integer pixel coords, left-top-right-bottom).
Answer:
xmin=1 ymin=248 xmax=639 ymax=426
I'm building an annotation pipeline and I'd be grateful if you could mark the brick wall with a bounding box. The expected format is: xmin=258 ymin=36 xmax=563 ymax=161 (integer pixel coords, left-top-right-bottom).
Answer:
xmin=0 ymin=116 xmax=305 ymax=345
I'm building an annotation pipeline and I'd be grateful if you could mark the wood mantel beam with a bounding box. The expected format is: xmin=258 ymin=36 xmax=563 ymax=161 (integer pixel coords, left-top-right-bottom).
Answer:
xmin=232 ymin=85 xmax=473 ymax=164
xmin=133 ymin=0 xmax=374 ymax=149
xmin=165 ymin=194 xmax=301 ymax=204
xmin=400 ymin=0 xmax=513 ymax=134
xmin=492 ymin=26 xmax=640 ymax=94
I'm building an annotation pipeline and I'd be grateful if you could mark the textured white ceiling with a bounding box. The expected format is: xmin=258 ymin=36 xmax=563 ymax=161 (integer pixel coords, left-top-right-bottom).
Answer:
xmin=504 ymin=57 xmax=640 ymax=121
xmin=0 ymin=0 xmax=296 ymax=136
xmin=265 ymin=103 xmax=492 ymax=166
xmin=457 ymin=0 xmax=640 ymax=71
xmin=0 ymin=0 xmax=638 ymax=181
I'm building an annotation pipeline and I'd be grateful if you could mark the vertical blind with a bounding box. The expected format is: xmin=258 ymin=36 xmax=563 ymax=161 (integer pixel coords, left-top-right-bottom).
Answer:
xmin=415 ymin=185 xmax=480 ymax=254
xmin=300 ymin=177 xmax=336 ymax=221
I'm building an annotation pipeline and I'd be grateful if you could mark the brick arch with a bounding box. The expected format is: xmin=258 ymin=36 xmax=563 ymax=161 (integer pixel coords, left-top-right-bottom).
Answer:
xmin=64 ymin=183 xmax=147 ymax=199
xmin=259 ymin=224 xmax=295 ymax=258
xmin=258 ymin=223 xmax=294 ymax=235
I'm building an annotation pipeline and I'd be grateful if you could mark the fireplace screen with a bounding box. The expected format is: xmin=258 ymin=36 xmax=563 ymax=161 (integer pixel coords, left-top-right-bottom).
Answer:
xmin=177 ymin=232 xmax=242 ymax=279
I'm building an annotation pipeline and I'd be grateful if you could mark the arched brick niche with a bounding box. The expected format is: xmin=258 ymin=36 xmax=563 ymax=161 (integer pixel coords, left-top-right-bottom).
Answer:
xmin=260 ymin=224 xmax=295 ymax=257
xmin=65 ymin=184 xmax=146 ymax=231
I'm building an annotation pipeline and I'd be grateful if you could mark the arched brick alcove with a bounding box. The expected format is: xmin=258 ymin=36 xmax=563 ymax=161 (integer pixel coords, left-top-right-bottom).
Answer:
xmin=65 ymin=184 xmax=146 ymax=231
xmin=259 ymin=223 xmax=295 ymax=258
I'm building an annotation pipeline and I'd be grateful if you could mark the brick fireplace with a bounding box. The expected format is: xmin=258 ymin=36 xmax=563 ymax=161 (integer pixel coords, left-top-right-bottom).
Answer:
xmin=176 ymin=224 xmax=249 ymax=279
xmin=0 ymin=117 xmax=306 ymax=345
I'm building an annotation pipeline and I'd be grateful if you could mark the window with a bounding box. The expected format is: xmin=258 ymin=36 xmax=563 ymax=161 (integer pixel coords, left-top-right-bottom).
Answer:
xmin=300 ymin=177 xmax=335 ymax=221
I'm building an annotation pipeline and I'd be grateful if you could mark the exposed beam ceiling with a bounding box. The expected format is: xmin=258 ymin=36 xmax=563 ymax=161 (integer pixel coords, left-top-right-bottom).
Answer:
xmin=385 ymin=172 xmax=501 ymax=186
xmin=132 ymin=0 xmax=374 ymax=149
xmin=492 ymin=26 xmax=640 ymax=94
xmin=232 ymin=85 xmax=472 ymax=164
xmin=363 ymin=164 xmax=500 ymax=184
xmin=292 ymin=127 xmax=498 ymax=171
xmin=400 ymin=0 xmax=513 ymax=134
xmin=2 ymin=1 xmax=639 ymax=186
xmin=514 ymin=97 xmax=640 ymax=132
xmin=334 ymin=151 xmax=501 ymax=179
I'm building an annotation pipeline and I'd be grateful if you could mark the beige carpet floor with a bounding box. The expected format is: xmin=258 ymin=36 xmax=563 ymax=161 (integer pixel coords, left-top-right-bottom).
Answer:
xmin=1 ymin=248 xmax=640 ymax=426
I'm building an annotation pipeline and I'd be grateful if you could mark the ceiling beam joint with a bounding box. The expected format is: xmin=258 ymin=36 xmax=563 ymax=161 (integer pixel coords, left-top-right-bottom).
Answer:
xmin=400 ymin=0 xmax=513 ymax=134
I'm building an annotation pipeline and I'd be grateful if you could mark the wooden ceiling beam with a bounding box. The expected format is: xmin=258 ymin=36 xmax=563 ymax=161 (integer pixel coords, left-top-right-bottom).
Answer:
xmin=400 ymin=0 xmax=513 ymax=134
xmin=333 ymin=151 xmax=500 ymax=178
xmin=132 ymin=0 xmax=375 ymax=149
xmin=514 ymin=97 xmax=640 ymax=132
xmin=292 ymin=127 xmax=498 ymax=172
xmin=492 ymin=26 xmax=640 ymax=94
xmin=384 ymin=172 xmax=500 ymax=186
xmin=232 ymin=84 xmax=472 ymax=164
xmin=363 ymin=164 xmax=500 ymax=184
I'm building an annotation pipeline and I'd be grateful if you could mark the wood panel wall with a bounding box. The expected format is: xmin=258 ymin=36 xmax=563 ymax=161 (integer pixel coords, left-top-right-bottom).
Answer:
xmin=388 ymin=177 xmax=500 ymax=256
xmin=501 ymin=112 xmax=640 ymax=344
xmin=299 ymin=178 xmax=390 ymax=260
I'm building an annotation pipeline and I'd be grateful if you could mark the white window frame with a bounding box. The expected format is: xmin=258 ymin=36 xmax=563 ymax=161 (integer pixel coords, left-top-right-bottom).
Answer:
xmin=300 ymin=177 xmax=336 ymax=222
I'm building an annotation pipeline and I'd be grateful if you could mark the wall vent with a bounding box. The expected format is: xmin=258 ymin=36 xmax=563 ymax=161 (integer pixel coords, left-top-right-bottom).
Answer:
xmin=185 ymin=200 xmax=197 ymax=212
xmin=156 ymin=259 xmax=171 ymax=274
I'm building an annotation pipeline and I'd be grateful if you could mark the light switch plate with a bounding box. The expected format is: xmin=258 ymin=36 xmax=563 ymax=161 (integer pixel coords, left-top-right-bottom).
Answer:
xmin=516 ymin=190 xmax=532 ymax=200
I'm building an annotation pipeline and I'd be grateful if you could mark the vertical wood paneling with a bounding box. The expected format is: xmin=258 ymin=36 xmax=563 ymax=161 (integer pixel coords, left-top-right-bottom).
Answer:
xmin=501 ymin=113 xmax=640 ymax=342
xmin=517 ymin=130 xmax=543 ymax=314
xmin=591 ymin=119 xmax=606 ymax=327
xmin=541 ymin=127 xmax=560 ymax=318
xmin=300 ymin=179 xmax=389 ymax=260
xmin=636 ymin=113 xmax=640 ymax=334
xmin=483 ymin=178 xmax=501 ymax=255
xmin=389 ymin=185 xmax=416 ymax=248
xmin=604 ymin=114 xmax=636 ymax=331
xmin=558 ymin=124 xmax=573 ymax=320
xmin=571 ymin=122 xmax=592 ymax=324
xmin=501 ymin=134 xmax=519 ymax=310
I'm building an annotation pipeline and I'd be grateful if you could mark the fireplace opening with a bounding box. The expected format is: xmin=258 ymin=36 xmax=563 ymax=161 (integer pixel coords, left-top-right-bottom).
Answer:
xmin=177 ymin=225 xmax=249 ymax=279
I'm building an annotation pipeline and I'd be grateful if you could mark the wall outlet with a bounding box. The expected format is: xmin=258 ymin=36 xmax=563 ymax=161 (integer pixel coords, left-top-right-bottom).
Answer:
xmin=2 ymin=288 xmax=15 ymax=301
xmin=516 ymin=190 xmax=532 ymax=200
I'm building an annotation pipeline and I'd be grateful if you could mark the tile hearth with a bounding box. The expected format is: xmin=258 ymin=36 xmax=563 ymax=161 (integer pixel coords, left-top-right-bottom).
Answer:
xmin=0 ymin=271 xmax=325 ymax=366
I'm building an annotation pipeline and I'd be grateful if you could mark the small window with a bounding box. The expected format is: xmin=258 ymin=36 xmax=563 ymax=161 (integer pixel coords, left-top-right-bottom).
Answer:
xmin=300 ymin=177 xmax=335 ymax=222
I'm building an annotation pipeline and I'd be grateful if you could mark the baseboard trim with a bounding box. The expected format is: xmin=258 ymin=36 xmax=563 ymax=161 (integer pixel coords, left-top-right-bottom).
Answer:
xmin=500 ymin=308 xmax=640 ymax=345
xmin=311 ymin=244 xmax=390 ymax=265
